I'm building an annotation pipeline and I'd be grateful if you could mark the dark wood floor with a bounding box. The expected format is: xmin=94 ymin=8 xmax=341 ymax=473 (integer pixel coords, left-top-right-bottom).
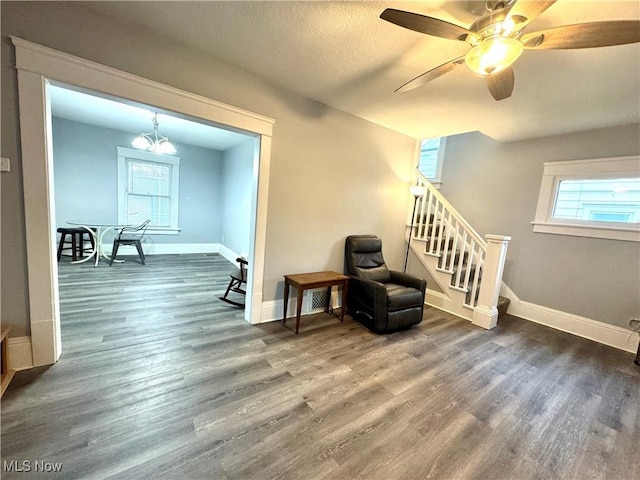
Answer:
xmin=2 ymin=254 xmax=638 ymax=479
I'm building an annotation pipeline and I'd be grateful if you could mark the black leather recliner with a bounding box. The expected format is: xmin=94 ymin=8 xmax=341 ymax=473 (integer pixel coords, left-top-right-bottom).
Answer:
xmin=344 ymin=235 xmax=426 ymax=334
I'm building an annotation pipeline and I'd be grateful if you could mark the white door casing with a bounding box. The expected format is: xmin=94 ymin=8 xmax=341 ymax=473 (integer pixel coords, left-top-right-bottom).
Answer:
xmin=12 ymin=36 xmax=274 ymax=365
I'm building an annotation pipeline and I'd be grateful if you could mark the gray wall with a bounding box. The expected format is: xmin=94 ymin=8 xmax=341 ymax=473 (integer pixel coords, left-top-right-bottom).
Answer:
xmin=1 ymin=2 xmax=417 ymax=335
xmin=52 ymin=117 xmax=223 ymax=245
xmin=221 ymin=139 xmax=255 ymax=257
xmin=438 ymin=126 xmax=640 ymax=329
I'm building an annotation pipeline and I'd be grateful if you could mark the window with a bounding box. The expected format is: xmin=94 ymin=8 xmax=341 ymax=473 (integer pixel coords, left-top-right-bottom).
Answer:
xmin=417 ymin=137 xmax=446 ymax=185
xmin=117 ymin=146 xmax=181 ymax=234
xmin=532 ymin=156 xmax=640 ymax=242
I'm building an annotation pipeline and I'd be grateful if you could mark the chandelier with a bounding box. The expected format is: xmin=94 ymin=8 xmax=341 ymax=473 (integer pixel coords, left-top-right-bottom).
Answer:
xmin=131 ymin=113 xmax=177 ymax=154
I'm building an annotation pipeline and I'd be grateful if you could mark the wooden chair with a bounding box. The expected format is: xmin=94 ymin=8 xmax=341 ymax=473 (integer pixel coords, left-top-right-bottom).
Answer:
xmin=219 ymin=257 xmax=248 ymax=308
xmin=109 ymin=219 xmax=150 ymax=266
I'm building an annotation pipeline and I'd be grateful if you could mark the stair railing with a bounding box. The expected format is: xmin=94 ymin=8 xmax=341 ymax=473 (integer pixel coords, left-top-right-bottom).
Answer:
xmin=410 ymin=171 xmax=511 ymax=329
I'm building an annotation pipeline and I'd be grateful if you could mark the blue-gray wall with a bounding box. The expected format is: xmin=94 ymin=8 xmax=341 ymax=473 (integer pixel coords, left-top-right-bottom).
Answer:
xmin=52 ymin=117 xmax=224 ymax=244
xmin=438 ymin=125 xmax=640 ymax=329
xmin=220 ymin=140 xmax=254 ymax=257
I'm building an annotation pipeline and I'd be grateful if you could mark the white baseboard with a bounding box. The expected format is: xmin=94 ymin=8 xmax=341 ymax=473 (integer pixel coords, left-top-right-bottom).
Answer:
xmin=8 ymin=336 xmax=34 ymax=371
xmin=217 ymin=244 xmax=242 ymax=264
xmin=103 ymin=242 xmax=220 ymax=255
xmin=500 ymin=283 xmax=639 ymax=354
xmin=105 ymin=242 xmax=246 ymax=262
xmin=260 ymin=289 xmax=343 ymax=324
xmin=425 ymin=288 xmax=473 ymax=322
xmin=508 ymin=299 xmax=639 ymax=353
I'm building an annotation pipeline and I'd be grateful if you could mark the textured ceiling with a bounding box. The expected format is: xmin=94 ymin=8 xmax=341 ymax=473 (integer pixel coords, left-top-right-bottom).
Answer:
xmin=79 ymin=1 xmax=640 ymax=142
xmin=49 ymin=85 xmax=252 ymax=151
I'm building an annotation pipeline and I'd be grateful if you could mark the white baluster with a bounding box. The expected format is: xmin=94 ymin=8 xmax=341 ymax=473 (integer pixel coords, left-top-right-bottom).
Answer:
xmin=453 ymin=230 xmax=467 ymax=289
xmin=423 ymin=192 xmax=433 ymax=243
xmin=440 ymin=210 xmax=452 ymax=270
xmin=417 ymin=189 xmax=427 ymax=239
xmin=447 ymin=220 xmax=460 ymax=273
xmin=462 ymin=239 xmax=475 ymax=293
xmin=435 ymin=207 xmax=446 ymax=257
xmin=470 ymin=249 xmax=483 ymax=307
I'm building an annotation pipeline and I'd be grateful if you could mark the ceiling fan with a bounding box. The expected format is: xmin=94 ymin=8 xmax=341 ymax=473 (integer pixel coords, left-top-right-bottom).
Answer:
xmin=381 ymin=0 xmax=640 ymax=100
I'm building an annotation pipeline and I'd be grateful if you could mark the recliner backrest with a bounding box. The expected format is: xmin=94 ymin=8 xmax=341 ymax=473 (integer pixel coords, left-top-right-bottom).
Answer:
xmin=345 ymin=235 xmax=391 ymax=283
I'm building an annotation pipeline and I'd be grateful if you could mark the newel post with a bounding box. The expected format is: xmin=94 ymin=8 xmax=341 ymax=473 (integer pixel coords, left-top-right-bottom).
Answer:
xmin=472 ymin=234 xmax=511 ymax=330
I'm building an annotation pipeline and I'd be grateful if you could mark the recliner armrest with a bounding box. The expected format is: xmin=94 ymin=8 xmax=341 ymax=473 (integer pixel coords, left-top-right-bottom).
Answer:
xmin=347 ymin=275 xmax=388 ymax=310
xmin=389 ymin=271 xmax=427 ymax=293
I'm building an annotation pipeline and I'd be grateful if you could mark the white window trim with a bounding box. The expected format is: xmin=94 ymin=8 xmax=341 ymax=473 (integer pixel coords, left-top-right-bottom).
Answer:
xmin=117 ymin=146 xmax=181 ymax=234
xmin=417 ymin=137 xmax=446 ymax=188
xmin=433 ymin=136 xmax=446 ymax=185
xmin=531 ymin=155 xmax=640 ymax=242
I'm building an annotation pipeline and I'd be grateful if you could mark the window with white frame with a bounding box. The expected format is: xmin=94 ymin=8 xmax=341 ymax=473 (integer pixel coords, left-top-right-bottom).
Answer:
xmin=117 ymin=146 xmax=181 ymax=234
xmin=532 ymin=155 xmax=640 ymax=242
xmin=417 ymin=137 xmax=446 ymax=185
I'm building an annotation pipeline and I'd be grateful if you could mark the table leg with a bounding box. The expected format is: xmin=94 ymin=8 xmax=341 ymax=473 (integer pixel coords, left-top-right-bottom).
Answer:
xmin=95 ymin=226 xmax=104 ymax=266
xmin=71 ymin=225 xmax=98 ymax=265
xmin=295 ymin=287 xmax=304 ymax=334
xmin=325 ymin=286 xmax=333 ymax=314
xmin=98 ymin=227 xmax=124 ymax=266
xmin=340 ymin=279 xmax=348 ymax=323
xmin=282 ymin=280 xmax=290 ymax=326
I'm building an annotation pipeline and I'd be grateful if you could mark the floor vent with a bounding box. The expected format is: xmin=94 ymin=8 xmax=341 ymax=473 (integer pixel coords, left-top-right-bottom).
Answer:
xmin=310 ymin=289 xmax=329 ymax=312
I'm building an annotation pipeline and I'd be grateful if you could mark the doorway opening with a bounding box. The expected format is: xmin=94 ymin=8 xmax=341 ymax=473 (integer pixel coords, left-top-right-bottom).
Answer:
xmin=13 ymin=36 xmax=274 ymax=366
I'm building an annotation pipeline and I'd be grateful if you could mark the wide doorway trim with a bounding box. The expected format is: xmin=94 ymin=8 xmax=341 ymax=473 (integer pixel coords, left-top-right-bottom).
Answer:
xmin=11 ymin=36 xmax=274 ymax=366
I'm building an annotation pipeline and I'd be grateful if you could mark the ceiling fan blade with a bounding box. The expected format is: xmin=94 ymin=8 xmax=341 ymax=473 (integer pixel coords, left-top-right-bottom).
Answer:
xmin=380 ymin=8 xmax=477 ymax=42
xmin=396 ymin=57 xmax=466 ymax=94
xmin=505 ymin=1 xmax=557 ymax=32
xmin=487 ymin=68 xmax=515 ymax=101
xmin=522 ymin=21 xmax=640 ymax=49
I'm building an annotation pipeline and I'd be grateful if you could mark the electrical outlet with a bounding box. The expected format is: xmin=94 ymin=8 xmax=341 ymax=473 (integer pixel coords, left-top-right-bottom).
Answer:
xmin=0 ymin=157 xmax=10 ymax=172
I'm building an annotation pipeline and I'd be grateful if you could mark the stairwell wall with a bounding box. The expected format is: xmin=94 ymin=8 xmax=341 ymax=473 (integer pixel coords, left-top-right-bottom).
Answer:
xmin=438 ymin=125 xmax=640 ymax=330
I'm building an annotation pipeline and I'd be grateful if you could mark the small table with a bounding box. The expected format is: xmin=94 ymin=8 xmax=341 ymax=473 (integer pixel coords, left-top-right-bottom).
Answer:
xmin=67 ymin=221 xmax=131 ymax=267
xmin=283 ymin=271 xmax=349 ymax=334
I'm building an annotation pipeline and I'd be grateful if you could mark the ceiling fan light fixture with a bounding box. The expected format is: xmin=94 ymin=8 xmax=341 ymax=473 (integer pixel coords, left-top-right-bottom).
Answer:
xmin=464 ymin=37 xmax=523 ymax=76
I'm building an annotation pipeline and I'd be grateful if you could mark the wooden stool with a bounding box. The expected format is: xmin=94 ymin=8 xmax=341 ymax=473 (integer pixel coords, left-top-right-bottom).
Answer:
xmin=56 ymin=227 xmax=94 ymax=261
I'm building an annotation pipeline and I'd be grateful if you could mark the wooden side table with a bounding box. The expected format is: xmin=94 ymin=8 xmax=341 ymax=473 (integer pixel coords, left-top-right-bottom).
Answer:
xmin=283 ymin=271 xmax=349 ymax=334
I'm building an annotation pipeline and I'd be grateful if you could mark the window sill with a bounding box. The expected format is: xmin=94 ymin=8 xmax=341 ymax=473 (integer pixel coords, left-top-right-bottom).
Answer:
xmin=531 ymin=221 xmax=640 ymax=242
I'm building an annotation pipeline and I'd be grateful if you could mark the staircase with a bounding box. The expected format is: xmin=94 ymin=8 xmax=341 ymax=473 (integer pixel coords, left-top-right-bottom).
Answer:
xmin=408 ymin=171 xmax=511 ymax=329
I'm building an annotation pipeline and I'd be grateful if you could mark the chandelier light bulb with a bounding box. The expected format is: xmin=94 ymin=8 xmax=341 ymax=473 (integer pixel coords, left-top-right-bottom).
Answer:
xmin=131 ymin=113 xmax=176 ymax=154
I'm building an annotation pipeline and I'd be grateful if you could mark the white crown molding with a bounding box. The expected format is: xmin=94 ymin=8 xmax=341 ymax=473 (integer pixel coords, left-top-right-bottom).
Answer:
xmin=10 ymin=36 xmax=275 ymax=136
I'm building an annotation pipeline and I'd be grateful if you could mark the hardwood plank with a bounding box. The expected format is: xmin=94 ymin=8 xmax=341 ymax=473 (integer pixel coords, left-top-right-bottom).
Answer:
xmin=1 ymin=254 xmax=638 ymax=480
